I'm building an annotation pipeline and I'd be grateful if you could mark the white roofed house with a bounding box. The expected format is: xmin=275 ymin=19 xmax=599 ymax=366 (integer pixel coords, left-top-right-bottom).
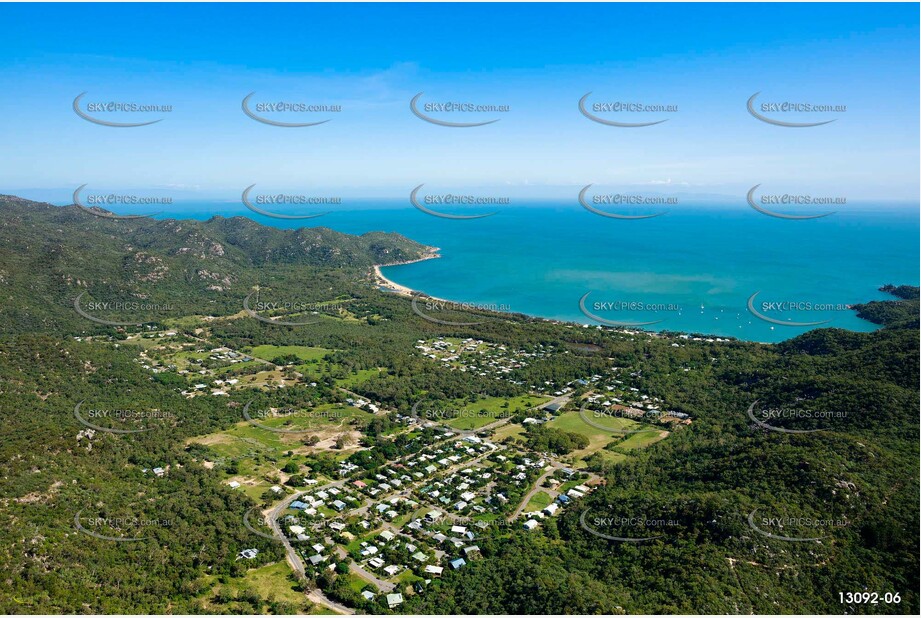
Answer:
xmin=543 ymin=502 xmax=560 ymax=516
xmin=386 ymin=593 xmax=404 ymax=608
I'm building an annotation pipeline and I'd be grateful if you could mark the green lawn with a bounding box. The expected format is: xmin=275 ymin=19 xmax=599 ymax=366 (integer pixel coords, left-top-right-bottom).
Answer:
xmin=336 ymin=367 xmax=383 ymax=388
xmin=595 ymin=450 xmax=628 ymax=464
xmin=442 ymin=395 xmax=552 ymax=431
xmin=491 ymin=423 xmax=525 ymax=442
xmin=198 ymin=561 xmax=314 ymax=612
xmin=612 ymin=429 xmax=669 ymax=451
xmin=248 ymin=345 xmax=331 ymax=362
xmin=347 ymin=573 xmax=372 ymax=593
xmin=547 ymin=409 xmax=650 ymax=466
xmin=524 ymin=491 xmax=553 ymax=513
xmin=189 ymin=402 xmax=372 ymax=499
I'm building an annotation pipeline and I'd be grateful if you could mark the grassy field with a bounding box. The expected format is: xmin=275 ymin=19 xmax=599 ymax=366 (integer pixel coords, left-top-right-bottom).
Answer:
xmin=337 ymin=367 xmax=384 ymax=388
xmin=524 ymin=490 xmax=553 ymax=513
xmin=491 ymin=423 xmax=525 ymax=442
xmin=595 ymin=449 xmax=628 ymax=464
xmin=189 ymin=403 xmax=373 ymax=500
xmin=347 ymin=573 xmax=372 ymax=593
xmin=547 ymin=409 xmax=655 ymax=466
xmin=442 ymin=395 xmax=551 ymax=430
xmin=197 ymin=561 xmax=317 ymax=613
xmin=613 ymin=429 xmax=670 ymax=451
xmin=248 ymin=345 xmax=331 ymax=362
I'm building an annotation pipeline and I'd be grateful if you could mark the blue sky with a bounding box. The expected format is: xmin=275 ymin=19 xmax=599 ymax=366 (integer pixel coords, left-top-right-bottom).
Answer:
xmin=0 ymin=3 xmax=918 ymax=202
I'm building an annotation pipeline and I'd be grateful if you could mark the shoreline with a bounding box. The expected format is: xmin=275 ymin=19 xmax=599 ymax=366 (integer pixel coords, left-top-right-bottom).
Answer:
xmin=371 ymin=251 xmax=881 ymax=346
xmin=372 ymin=250 xmax=443 ymax=299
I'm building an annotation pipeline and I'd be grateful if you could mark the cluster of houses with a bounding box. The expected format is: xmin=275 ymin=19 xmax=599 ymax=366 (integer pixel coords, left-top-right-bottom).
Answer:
xmin=583 ymin=369 xmax=692 ymax=426
xmin=414 ymin=337 xmax=556 ymax=388
xmin=133 ymin=341 xmax=263 ymax=398
xmin=414 ymin=463 xmax=493 ymax=516
xmin=348 ymin=436 xmax=495 ymax=500
xmin=522 ymin=482 xmax=596 ymax=531
xmin=345 ymin=396 xmax=381 ymax=414
xmin=362 ymin=511 xmax=484 ymax=580
xmin=289 ymin=485 xmax=362 ymax=517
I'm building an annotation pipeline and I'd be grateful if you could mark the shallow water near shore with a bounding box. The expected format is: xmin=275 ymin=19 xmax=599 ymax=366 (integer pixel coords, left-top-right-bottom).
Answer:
xmin=147 ymin=199 xmax=918 ymax=343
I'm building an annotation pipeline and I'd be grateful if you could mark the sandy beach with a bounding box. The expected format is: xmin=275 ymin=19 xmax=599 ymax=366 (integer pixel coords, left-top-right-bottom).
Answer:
xmin=372 ymin=250 xmax=441 ymax=298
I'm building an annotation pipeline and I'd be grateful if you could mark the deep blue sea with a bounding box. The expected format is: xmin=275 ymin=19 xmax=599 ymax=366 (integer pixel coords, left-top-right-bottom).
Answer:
xmin=142 ymin=199 xmax=918 ymax=343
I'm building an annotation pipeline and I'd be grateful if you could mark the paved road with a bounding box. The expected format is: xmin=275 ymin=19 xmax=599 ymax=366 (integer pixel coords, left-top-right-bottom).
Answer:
xmin=512 ymin=465 xmax=561 ymax=519
xmin=266 ymin=480 xmax=354 ymax=615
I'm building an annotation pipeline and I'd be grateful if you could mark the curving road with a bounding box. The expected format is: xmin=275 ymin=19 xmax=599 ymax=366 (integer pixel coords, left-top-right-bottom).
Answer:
xmin=266 ymin=480 xmax=355 ymax=615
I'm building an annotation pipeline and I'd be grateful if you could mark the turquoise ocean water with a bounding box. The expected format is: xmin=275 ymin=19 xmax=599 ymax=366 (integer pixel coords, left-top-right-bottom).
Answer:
xmin=146 ymin=199 xmax=918 ymax=343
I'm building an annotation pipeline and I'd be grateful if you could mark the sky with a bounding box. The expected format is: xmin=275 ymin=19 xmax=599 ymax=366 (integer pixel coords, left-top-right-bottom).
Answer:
xmin=0 ymin=3 xmax=918 ymax=202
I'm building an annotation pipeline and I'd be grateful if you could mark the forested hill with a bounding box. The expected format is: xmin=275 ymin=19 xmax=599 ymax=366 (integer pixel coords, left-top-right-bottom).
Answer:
xmin=0 ymin=195 xmax=431 ymax=334
xmin=409 ymin=305 xmax=920 ymax=614
xmin=0 ymin=194 xmax=916 ymax=614
xmin=852 ymin=284 xmax=920 ymax=329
